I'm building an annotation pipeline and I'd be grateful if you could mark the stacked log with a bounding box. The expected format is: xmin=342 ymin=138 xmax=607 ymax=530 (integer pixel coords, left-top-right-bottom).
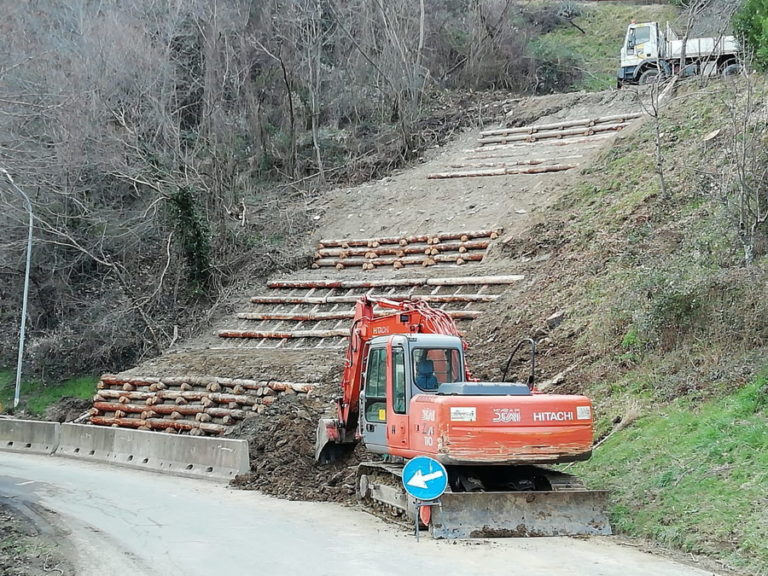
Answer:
xmin=475 ymin=123 xmax=629 ymax=146
xmin=479 ymin=113 xmax=641 ymax=139
xmin=313 ymin=229 xmax=501 ymax=270
xmin=91 ymin=375 xmax=317 ymax=436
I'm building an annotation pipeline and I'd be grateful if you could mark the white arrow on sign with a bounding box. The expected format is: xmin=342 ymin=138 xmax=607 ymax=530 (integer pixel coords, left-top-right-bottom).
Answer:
xmin=406 ymin=469 xmax=444 ymax=489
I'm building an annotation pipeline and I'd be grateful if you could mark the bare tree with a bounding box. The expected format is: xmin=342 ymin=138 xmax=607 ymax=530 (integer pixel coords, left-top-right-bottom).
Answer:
xmin=721 ymin=74 xmax=768 ymax=264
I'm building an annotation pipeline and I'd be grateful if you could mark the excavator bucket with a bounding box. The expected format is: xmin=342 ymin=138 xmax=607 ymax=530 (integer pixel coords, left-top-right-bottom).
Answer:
xmin=428 ymin=490 xmax=611 ymax=538
xmin=315 ymin=418 xmax=340 ymax=463
xmin=315 ymin=417 xmax=357 ymax=464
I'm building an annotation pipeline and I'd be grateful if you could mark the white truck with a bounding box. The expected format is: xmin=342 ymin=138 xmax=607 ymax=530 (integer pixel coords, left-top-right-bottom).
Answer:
xmin=617 ymin=21 xmax=741 ymax=86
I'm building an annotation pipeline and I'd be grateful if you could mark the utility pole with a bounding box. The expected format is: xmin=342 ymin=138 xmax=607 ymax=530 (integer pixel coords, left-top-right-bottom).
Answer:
xmin=1 ymin=168 xmax=33 ymax=409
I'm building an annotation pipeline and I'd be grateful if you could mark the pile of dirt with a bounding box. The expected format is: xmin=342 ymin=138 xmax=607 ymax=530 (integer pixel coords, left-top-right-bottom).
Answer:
xmin=0 ymin=503 xmax=74 ymax=576
xmin=44 ymin=397 xmax=91 ymax=423
xmin=229 ymin=392 xmax=363 ymax=503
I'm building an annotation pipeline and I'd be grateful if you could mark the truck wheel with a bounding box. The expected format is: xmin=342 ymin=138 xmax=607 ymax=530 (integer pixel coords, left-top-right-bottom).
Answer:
xmin=638 ymin=69 xmax=661 ymax=85
xmin=722 ymin=63 xmax=741 ymax=77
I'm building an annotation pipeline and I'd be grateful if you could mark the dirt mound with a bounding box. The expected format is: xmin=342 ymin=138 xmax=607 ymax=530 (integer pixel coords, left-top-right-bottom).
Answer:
xmin=229 ymin=392 xmax=362 ymax=503
xmin=44 ymin=397 xmax=91 ymax=423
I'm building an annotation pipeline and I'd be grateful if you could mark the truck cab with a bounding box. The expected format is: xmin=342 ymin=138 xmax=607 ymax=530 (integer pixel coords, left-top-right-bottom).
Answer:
xmin=618 ymin=20 xmax=741 ymax=86
xmin=618 ymin=21 xmax=664 ymax=85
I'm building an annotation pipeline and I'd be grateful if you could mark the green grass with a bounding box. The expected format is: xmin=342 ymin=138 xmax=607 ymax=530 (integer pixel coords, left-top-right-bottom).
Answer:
xmin=539 ymin=2 xmax=680 ymax=91
xmin=0 ymin=369 xmax=97 ymax=416
xmin=575 ymin=375 xmax=768 ymax=574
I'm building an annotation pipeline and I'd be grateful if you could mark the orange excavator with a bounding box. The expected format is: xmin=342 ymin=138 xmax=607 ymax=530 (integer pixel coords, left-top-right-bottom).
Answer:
xmin=316 ymin=296 xmax=610 ymax=538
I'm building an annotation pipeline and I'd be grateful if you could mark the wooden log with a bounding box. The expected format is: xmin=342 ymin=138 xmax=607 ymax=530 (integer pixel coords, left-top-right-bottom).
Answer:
xmin=315 ymin=239 xmax=490 ymax=258
xmin=427 ymin=164 xmax=577 ymax=180
xmin=267 ymin=382 xmax=308 ymax=393
xmin=314 ymin=252 xmax=485 ymax=267
xmin=218 ymin=328 xmax=349 ymax=339
xmin=99 ymin=374 xmax=160 ymax=387
xmin=205 ymin=407 xmax=247 ymax=419
xmin=472 ymin=133 xmax=614 ymax=153
xmin=465 ymin=152 xmax=585 ymax=162
xmin=96 ymin=378 xmax=316 ymax=395
xmin=160 ymin=376 xmax=214 ymax=386
xmin=207 ymin=393 xmax=259 ymax=405
xmin=94 ymin=402 xmax=206 ymax=417
xmin=161 ymin=381 xmax=317 ymax=395
xmin=250 ymin=294 xmax=499 ymax=305
xmin=477 ymin=122 xmax=629 ymax=145
xmin=426 ymin=275 xmax=524 ymax=286
xmin=447 ymin=156 xmax=583 ymax=169
xmin=479 ymin=113 xmax=641 ymax=137
xmin=237 ymin=310 xmax=482 ymax=321
xmin=157 ymin=391 xmax=207 ymax=401
xmin=317 ymin=229 xmax=502 ymax=248
xmin=266 ymin=275 xmax=524 ymax=290
xmin=448 ymin=159 xmax=544 ymax=169
xmin=90 ymin=416 xmax=227 ymax=434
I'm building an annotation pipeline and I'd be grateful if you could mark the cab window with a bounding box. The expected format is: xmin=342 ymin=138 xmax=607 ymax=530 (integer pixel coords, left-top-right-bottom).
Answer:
xmin=364 ymin=348 xmax=387 ymax=422
xmin=393 ymin=347 xmax=406 ymax=414
xmin=413 ymin=348 xmax=462 ymax=391
xmin=634 ymin=26 xmax=651 ymax=44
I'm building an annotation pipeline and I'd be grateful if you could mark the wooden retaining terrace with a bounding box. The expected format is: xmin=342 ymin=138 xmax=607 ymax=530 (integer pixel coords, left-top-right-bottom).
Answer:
xmin=312 ymin=229 xmax=500 ymax=270
xmin=427 ymin=113 xmax=640 ymax=180
xmin=90 ymin=374 xmax=316 ymax=436
xmin=478 ymin=113 xmax=642 ymax=138
xmin=217 ymin=274 xmax=525 ymax=350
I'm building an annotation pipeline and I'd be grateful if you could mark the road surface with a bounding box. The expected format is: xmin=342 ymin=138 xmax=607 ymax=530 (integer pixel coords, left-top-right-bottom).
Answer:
xmin=0 ymin=452 xmax=718 ymax=576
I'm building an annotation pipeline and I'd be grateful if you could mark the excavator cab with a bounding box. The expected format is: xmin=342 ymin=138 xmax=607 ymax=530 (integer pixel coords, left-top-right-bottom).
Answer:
xmin=359 ymin=334 xmax=464 ymax=455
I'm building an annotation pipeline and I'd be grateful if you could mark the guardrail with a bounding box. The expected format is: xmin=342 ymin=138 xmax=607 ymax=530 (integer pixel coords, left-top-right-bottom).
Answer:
xmin=0 ymin=418 xmax=249 ymax=481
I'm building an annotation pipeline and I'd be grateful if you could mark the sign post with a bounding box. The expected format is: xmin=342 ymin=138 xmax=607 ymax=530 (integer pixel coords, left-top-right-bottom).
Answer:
xmin=402 ymin=456 xmax=448 ymax=540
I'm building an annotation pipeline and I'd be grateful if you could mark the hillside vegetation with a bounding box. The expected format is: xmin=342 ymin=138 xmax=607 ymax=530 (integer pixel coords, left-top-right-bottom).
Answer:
xmin=0 ymin=0 xmax=603 ymax=384
xmin=464 ymin=76 xmax=767 ymax=574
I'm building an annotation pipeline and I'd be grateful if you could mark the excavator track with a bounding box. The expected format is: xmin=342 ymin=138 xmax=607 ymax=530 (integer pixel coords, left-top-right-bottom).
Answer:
xmin=356 ymin=461 xmax=611 ymax=538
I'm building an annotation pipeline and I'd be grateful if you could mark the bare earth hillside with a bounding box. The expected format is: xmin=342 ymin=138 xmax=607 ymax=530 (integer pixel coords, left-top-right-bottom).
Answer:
xmin=106 ymin=88 xmax=650 ymax=502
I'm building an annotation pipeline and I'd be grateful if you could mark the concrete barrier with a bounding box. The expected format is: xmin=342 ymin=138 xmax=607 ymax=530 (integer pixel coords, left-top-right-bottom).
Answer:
xmin=0 ymin=418 xmax=60 ymax=455
xmin=56 ymin=424 xmax=250 ymax=480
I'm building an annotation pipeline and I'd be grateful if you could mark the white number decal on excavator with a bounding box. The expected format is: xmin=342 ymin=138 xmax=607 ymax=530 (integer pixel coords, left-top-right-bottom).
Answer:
xmin=421 ymin=408 xmax=436 ymax=421
xmin=492 ymin=408 xmax=521 ymax=423
xmin=423 ymin=425 xmax=435 ymax=447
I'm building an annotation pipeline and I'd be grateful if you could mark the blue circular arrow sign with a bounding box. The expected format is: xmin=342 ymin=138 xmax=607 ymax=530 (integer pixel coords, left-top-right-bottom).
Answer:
xmin=402 ymin=456 xmax=448 ymax=501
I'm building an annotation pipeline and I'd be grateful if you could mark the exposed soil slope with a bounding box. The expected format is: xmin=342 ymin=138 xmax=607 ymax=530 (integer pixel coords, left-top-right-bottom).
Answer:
xmin=111 ymin=88 xmax=650 ymax=502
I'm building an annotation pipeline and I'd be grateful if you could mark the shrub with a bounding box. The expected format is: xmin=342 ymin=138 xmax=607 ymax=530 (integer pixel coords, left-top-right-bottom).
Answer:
xmin=734 ymin=0 xmax=768 ymax=69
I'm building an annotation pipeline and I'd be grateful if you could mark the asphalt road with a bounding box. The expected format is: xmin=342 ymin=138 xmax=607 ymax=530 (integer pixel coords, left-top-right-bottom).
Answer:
xmin=0 ymin=452 xmax=719 ymax=576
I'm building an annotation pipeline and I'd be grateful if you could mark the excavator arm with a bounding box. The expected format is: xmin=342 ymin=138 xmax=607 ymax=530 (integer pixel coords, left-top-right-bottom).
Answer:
xmin=315 ymin=296 xmax=463 ymax=462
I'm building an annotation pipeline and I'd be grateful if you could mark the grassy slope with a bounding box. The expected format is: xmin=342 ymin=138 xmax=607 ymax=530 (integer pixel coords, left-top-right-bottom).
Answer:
xmin=538 ymin=2 xmax=680 ymax=91
xmin=547 ymin=77 xmax=768 ymax=575
xmin=0 ymin=369 xmax=96 ymax=415
xmin=576 ymin=376 xmax=768 ymax=572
